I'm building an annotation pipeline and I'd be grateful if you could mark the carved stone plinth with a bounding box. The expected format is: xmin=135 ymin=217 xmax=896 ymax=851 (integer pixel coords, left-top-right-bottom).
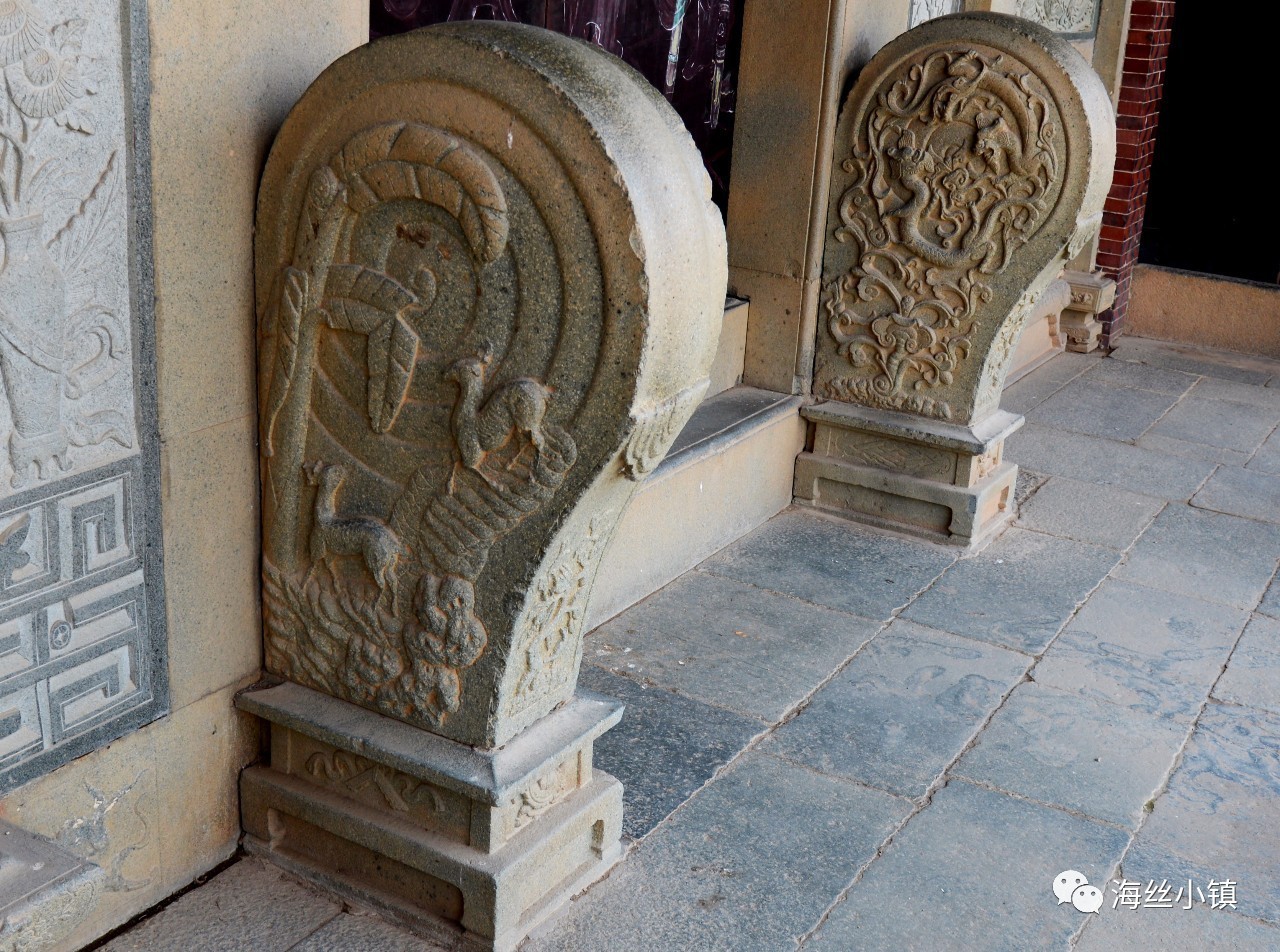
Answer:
xmin=248 ymin=21 xmax=726 ymax=949
xmin=795 ymin=403 xmax=1021 ymax=548
xmin=1061 ymin=269 xmax=1118 ymax=353
xmin=238 ymin=684 xmax=621 ymax=951
xmin=805 ymin=13 xmax=1114 ymax=544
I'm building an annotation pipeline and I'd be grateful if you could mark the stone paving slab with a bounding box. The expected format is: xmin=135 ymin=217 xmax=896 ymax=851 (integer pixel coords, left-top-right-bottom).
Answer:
xmin=1014 ymin=475 xmax=1163 ymax=550
xmin=1121 ymin=704 xmax=1280 ymax=925
xmin=803 ymin=779 xmax=1130 ymax=952
xmin=760 ymin=620 xmax=1029 ymax=798
xmin=587 ymin=571 xmax=880 ymax=722
xmin=1148 ymin=395 xmax=1280 ymax=454
xmin=1075 ymin=904 xmax=1280 ymax=951
xmin=1007 ymin=423 xmax=1216 ymax=500
xmin=1002 ymin=352 xmax=1095 ymax=414
xmin=1192 ymin=375 xmax=1280 ymax=409
xmin=525 ymin=753 xmax=910 ymax=952
xmin=1246 ymin=427 xmax=1280 ymax=475
xmin=578 ymin=666 xmax=762 ymax=839
xmin=1212 ymin=614 xmax=1280 ymax=716
xmin=1110 ymin=337 xmax=1280 ymax=386
xmin=1259 ymin=576 xmax=1280 ymax=618
xmin=1032 ymin=579 xmax=1248 ymax=722
xmin=287 ymin=913 xmax=441 ymax=951
xmin=101 ymin=859 xmax=341 ymax=952
xmin=1084 ymin=357 xmax=1199 ymax=396
xmin=902 ymin=527 xmax=1119 ymax=654
xmin=1116 ymin=505 xmax=1280 ymax=610
xmin=1192 ymin=465 xmax=1280 ymax=525
xmin=698 ymin=508 xmax=957 ymax=620
xmin=954 ymin=682 xmax=1189 ymax=828
xmin=1136 ymin=432 xmax=1253 ymax=466
xmin=1026 ymin=377 xmax=1183 ymax=442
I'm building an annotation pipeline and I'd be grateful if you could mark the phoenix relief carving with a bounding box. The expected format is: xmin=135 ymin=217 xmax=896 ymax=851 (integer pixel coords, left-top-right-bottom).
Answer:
xmin=819 ymin=47 xmax=1062 ymax=420
xmin=261 ymin=121 xmax=577 ymax=730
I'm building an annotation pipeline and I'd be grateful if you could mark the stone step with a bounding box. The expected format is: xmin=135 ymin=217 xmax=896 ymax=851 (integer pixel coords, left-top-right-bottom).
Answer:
xmin=707 ymin=297 xmax=749 ymax=397
xmin=587 ymin=385 xmax=804 ymax=629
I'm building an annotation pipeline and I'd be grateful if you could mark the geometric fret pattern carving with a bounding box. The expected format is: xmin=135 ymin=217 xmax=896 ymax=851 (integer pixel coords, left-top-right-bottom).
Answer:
xmin=0 ymin=1 xmax=166 ymax=793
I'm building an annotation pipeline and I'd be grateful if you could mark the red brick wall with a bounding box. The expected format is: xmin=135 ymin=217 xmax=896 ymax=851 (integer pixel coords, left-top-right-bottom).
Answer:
xmin=1096 ymin=0 xmax=1176 ymax=346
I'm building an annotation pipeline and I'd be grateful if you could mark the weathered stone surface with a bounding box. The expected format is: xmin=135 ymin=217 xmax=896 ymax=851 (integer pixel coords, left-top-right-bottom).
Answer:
xmin=1016 ymin=0 xmax=1100 ymax=38
xmin=290 ymin=912 xmax=443 ymax=952
xmin=524 ymin=754 xmax=910 ymax=952
xmin=1116 ymin=506 xmax=1280 ymax=610
xmin=0 ymin=0 xmax=169 ymax=794
xmin=955 ymin=682 xmax=1188 ymax=827
xmin=1111 ymin=336 xmax=1277 ymax=386
xmin=700 ymin=508 xmax=957 ymax=620
xmin=1034 ymin=579 xmax=1247 ymax=722
xmin=761 ymin=619 xmax=1029 ymax=797
xmin=255 ymin=21 xmax=726 ymax=750
xmin=1059 ymin=268 xmax=1115 ymax=352
xmin=802 ymin=11 xmax=1114 ymax=544
xmin=1122 ymin=704 xmax=1280 ymax=924
xmin=239 ymin=682 xmax=624 ymax=951
xmin=804 ymin=779 xmax=1129 ymax=951
xmin=1026 ymin=376 xmax=1181 ymax=442
xmin=1149 ymin=394 xmax=1280 ymax=454
xmin=1076 ymin=903 xmax=1280 ymax=952
xmin=98 ymin=858 xmax=341 ymax=952
xmin=1007 ymin=422 xmax=1217 ymax=500
xmin=902 ymin=526 xmax=1118 ymax=653
xmin=1014 ymin=475 xmax=1162 ymax=550
xmin=589 ymin=570 xmax=880 ymax=722
xmin=578 ymin=666 xmax=761 ymax=840
xmin=1212 ymin=614 xmax=1280 ymax=716
xmin=1192 ymin=465 xmax=1280 ymax=526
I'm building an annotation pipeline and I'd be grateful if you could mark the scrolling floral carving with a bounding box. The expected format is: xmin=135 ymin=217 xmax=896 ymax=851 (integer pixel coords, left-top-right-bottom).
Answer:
xmin=817 ymin=45 xmax=1063 ymax=420
xmin=1016 ymin=0 xmax=1098 ymax=36
xmin=0 ymin=4 xmax=133 ymax=487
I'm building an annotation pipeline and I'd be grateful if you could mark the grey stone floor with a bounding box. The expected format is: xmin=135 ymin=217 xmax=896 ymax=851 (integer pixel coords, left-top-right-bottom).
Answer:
xmin=106 ymin=338 xmax=1280 ymax=951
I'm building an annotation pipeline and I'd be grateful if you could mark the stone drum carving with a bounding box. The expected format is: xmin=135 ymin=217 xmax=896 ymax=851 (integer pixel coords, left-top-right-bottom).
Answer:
xmin=242 ymin=21 xmax=725 ymax=951
xmin=796 ymin=12 xmax=1114 ymax=546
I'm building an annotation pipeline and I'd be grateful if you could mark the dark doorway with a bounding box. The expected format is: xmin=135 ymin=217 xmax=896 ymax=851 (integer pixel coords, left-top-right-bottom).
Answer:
xmin=1139 ymin=4 xmax=1280 ymax=283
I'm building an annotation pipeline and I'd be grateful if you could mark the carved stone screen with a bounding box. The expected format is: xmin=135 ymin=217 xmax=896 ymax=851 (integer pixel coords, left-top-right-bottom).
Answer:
xmin=0 ymin=1 xmax=166 ymax=793
xmin=1015 ymin=0 xmax=1100 ymax=39
xmin=369 ymin=1 xmax=743 ymax=208
xmin=909 ymin=0 xmax=963 ymax=30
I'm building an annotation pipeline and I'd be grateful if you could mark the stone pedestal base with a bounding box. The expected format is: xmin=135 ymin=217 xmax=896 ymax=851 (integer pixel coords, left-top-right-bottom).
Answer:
xmin=1062 ymin=269 xmax=1118 ymax=353
xmin=236 ymin=683 xmax=624 ymax=952
xmin=794 ymin=402 xmax=1023 ymax=549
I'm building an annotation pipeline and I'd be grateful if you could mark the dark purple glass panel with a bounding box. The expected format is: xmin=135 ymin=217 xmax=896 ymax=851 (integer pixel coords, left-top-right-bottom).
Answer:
xmin=369 ymin=1 xmax=744 ymax=211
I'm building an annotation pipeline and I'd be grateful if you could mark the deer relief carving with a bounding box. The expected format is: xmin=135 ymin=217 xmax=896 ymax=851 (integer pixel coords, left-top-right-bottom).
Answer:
xmin=304 ymin=461 xmax=404 ymax=603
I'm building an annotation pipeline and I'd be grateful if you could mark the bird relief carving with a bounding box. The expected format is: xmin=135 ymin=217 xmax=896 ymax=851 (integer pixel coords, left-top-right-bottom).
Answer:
xmin=0 ymin=2 xmax=133 ymax=489
xmin=260 ymin=121 xmax=577 ymax=731
xmin=817 ymin=43 xmax=1063 ymax=420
